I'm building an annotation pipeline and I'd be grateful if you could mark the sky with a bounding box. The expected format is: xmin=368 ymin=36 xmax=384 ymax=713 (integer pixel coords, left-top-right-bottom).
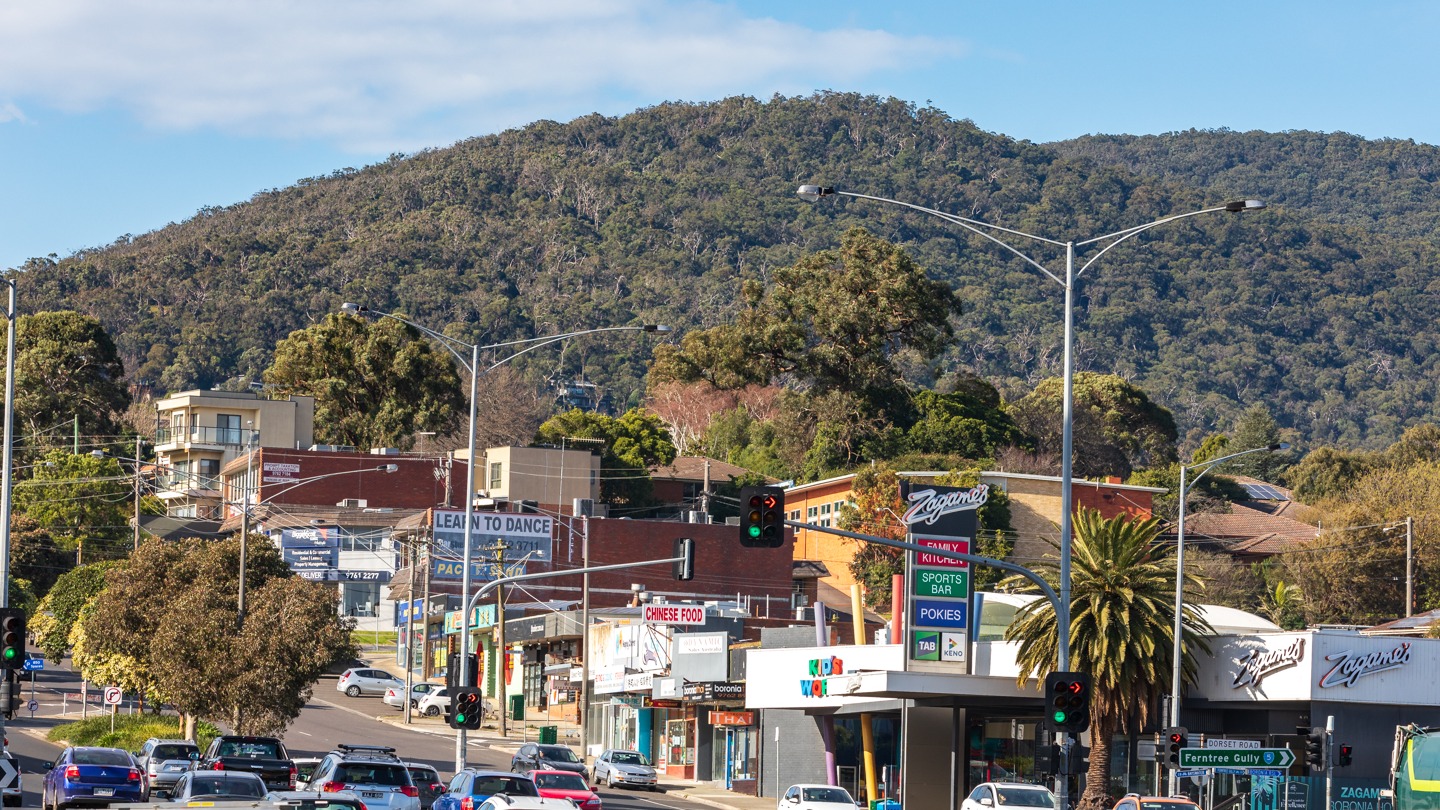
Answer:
xmin=2 ymin=0 xmax=1437 ymax=271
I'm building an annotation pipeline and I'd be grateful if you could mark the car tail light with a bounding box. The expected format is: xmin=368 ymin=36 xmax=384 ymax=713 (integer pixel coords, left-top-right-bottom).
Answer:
xmin=64 ymin=765 xmax=80 ymax=780
xmin=320 ymin=781 xmax=348 ymax=793
xmin=461 ymin=797 xmax=474 ymax=810
xmin=399 ymin=785 xmax=419 ymax=798
xmin=431 ymin=783 xmax=445 ymax=794
xmin=212 ymin=761 xmax=225 ymax=770
xmin=128 ymin=768 xmax=142 ymax=782
xmin=289 ymin=766 xmax=298 ymax=788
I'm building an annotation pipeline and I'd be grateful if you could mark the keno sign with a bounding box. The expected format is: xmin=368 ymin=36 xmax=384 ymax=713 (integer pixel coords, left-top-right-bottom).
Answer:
xmin=644 ymin=604 xmax=705 ymax=626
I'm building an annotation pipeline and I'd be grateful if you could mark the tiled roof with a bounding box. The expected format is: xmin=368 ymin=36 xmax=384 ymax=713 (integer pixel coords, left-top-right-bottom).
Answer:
xmin=1169 ymin=502 xmax=1318 ymax=556
xmin=1362 ymin=607 xmax=1440 ymax=636
xmin=648 ymin=456 xmax=762 ymax=483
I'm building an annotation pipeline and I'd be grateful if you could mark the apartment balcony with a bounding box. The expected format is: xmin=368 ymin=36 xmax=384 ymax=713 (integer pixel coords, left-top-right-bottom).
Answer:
xmin=155 ymin=425 xmax=254 ymax=452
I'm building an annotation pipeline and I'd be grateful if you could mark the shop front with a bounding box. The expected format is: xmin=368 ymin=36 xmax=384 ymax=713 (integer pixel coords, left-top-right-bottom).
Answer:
xmin=586 ymin=619 xmax=674 ymax=760
xmin=505 ymin=611 xmax=584 ymax=722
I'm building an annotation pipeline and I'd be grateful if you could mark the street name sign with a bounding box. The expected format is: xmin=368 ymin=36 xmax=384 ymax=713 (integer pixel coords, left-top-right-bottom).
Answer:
xmin=1179 ymin=748 xmax=1294 ymax=768
xmin=1250 ymin=769 xmax=1284 ymax=777
xmin=1174 ymin=770 xmax=1208 ymax=779
xmin=1205 ymin=738 xmax=1261 ymax=749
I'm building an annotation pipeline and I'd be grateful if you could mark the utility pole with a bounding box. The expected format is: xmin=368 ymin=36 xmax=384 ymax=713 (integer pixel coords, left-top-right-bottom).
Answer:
xmin=133 ymin=434 xmax=143 ymax=550
xmin=1406 ymin=516 xmax=1415 ymax=617
xmin=0 ymin=279 xmax=16 ymax=747
xmin=494 ymin=537 xmax=510 ymax=738
xmin=578 ymin=516 xmax=591 ymax=756
xmin=238 ymin=423 xmax=255 ymax=625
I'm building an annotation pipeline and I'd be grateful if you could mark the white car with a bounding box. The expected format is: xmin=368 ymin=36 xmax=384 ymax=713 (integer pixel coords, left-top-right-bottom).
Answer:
xmin=591 ymin=749 xmax=657 ymax=790
xmin=416 ymin=686 xmax=450 ymax=717
xmin=384 ymin=682 xmax=441 ymax=710
xmin=962 ymin=782 xmax=1058 ymax=810
xmin=779 ymin=784 xmax=859 ymax=810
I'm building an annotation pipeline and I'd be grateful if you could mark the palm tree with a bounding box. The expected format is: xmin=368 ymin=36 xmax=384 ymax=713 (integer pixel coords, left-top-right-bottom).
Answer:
xmin=1003 ymin=508 xmax=1213 ymax=810
xmin=1262 ymin=580 xmax=1305 ymax=629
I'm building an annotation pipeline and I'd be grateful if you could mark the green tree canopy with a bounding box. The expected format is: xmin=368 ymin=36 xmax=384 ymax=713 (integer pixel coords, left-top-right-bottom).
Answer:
xmin=13 ymin=449 xmax=136 ymax=563
xmin=1004 ymin=508 xmax=1211 ymax=810
xmin=534 ymin=408 xmax=677 ymax=508
xmin=30 ymin=561 xmax=122 ymax=661
xmin=3 ymin=311 xmax=130 ymax=448
xmin=263 ymin=313 xmax=465 ymax=450
xmin=1229 ymin=404 xmax=1295 ymax=480
xmin=1007 ymin=372 xmax=1179 ymax=478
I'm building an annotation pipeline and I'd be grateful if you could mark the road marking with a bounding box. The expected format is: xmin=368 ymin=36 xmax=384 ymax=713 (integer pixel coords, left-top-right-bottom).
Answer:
xmin=296 ymin=731 xmax=312 ymax=736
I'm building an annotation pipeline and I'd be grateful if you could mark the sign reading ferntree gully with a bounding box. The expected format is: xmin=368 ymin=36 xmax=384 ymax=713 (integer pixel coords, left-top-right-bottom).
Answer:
xmin=902 ymin=482 xmax=987 ymax=672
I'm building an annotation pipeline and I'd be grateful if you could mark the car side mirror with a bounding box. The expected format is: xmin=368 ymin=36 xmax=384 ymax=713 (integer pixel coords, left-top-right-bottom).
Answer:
xmin=43 ymin=762 xmax=53 ymax=771
xmin=981 ymin=799 xmax=994 ymax=807
xmin=189 ymin=752 xmax=200 ymax=761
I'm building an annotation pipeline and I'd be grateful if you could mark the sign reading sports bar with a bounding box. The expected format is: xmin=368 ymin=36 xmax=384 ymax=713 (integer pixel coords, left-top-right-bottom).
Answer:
xmin=902 ymin=481 xmax=986 ymax=673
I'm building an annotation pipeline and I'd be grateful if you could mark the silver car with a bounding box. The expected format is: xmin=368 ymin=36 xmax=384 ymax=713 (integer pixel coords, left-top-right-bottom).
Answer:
xmin=592 ymin=749 xmax=657 ymax=790
xmin=383 ymin=682 xmax=440 ymax=710
xmin=133 ymin=738 xmax=199 ymax=797
xmin=336 ymin=668 xmax=404 ymax=697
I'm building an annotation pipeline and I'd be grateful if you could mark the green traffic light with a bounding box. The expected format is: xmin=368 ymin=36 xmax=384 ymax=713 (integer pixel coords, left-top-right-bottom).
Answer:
xmin=747 ymin=526 xmax=761 ymax=538
xmin=1 ymin=650 xmax=13 ymax=660
xmin=456 ymin=713 xmax=466 ymax=722
xmin=1052 ymin=711 xmax=1067 ymax=723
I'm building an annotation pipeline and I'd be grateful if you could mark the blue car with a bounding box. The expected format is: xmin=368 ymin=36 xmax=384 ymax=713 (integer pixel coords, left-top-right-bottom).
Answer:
xmin=433 ymin=770 xmax=538 ymax=810
xmin=42 ymin=746 xmax=146 ymax=809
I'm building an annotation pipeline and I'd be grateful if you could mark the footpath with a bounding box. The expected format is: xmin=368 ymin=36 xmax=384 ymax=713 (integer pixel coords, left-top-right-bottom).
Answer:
xmin=362 ymin=655 xmax=773 ymax=810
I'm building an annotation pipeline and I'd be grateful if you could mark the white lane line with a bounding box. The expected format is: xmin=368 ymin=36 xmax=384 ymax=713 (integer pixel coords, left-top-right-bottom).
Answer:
xmin=296 ymin=731 xmax=313 ymax=736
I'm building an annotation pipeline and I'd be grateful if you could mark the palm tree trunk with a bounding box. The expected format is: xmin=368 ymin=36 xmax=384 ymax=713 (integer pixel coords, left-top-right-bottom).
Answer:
xmin=1079 ymin=711 xmax=1117 ymax=810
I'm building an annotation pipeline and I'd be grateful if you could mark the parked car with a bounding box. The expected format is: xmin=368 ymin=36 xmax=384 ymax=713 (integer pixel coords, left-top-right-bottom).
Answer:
xmin=168 ymin=771 xmax=269 ymax=802
xmin=415 ymin=687 xmax=450 ymax=717
xmin=778 ymin=784 xmax=861 ymax=810
xmin=433 ymin=770 xmax=539 ymax=810
xmin=405 ymin=762 xmax=446 ymax=810
xmin=267 ymin=790 xmax=369 ymax=810
xmin=590 ymin=749 xmax=656 ymax=790
xmin=323 ymin=656 xmax=369 ymax=678
xmin=529 ymin=769 xmax=600 ymax=810
xmin=197 ymin=734 xmax=297 ymax=791
xmin=2 ymin=751 xmax=20 ymax=807
xmin=294 ymin=757 xmax=324 ymax=786
xmin=385 ymin=682 xmax=441 ymax=710
xmin=132 ymin=738 xmax=199 ymax=798
xmin=338 ymin=668 xmax=405 ymax=697
xmin=510 ymin=744 xmax=586 ymax=781
xmin=41 ymin=746 xmax=146 ymax=808
xmin=301 ymin=744 xmax=420 ymax=810
xmin=963 ymin=782 xmax=1057 ymax=810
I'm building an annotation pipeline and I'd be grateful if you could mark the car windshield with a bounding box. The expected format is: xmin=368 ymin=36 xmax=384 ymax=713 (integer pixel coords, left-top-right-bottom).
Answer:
xmin=997 ymin=788 xmax=1056 ymax=807
xmin=153 ymin=745 xmax=196 ymax=761
xmin=535 ymin=773 xmax=587 ymax=790
xmin=74 ymin=750 xmax=132 ymax=766
xmin=408 ymin=768 xmax=439 ymax=786
xmin=610 ymin=752 xmax=651 ymax=766
xmin=190 ymin=776 xmax=266 ymax=797
xmin=338 ymin=764 xmax=411 ymax=786
xmin=803 ymin=787 xmax=854 ymax=803
xmin=471 ymin=776 xmax=539 ymax=797
xmin=219 ymin=740 xmax=283 ymax=758
xmin=539 ymin=746 xmax=579 ymax=763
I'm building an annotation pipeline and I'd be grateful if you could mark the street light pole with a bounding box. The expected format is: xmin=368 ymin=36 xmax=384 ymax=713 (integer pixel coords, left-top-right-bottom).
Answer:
xmin=338 ymin=303 xmax=670 ymax=773
xmin=1167 ymin=442 xmax=1288 ymax=793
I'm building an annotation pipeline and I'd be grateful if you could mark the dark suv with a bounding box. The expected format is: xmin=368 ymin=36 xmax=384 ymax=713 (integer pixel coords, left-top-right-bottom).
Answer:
xmin=197 ymin=735 xmax=296 ymax=791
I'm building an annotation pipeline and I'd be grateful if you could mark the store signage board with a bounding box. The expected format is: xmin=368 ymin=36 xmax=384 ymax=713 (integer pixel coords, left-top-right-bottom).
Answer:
xmin=903 ymin=481 xmax=981 ymax=674
xmin=644 ymin=604 xmax=706 ymax=626
xmin=1181 ymin=747 xmax=1296 ymax=766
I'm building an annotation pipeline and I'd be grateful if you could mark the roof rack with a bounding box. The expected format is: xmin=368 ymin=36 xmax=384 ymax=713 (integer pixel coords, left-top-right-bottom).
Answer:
xmin=335 ymin=744 xmax=399 ymax=755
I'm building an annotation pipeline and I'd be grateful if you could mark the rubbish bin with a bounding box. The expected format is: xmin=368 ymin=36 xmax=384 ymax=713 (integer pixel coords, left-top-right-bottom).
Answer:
xmin=509 ymin=694 xmax=525 ymax=722
xmin=538 ymin=726 xmax=558 ymax=745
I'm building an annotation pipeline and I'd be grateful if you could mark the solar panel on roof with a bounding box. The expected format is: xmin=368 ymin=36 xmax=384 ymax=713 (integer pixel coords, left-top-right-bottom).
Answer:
xmin=1242 ymin=483 xmax=1289 ymax=501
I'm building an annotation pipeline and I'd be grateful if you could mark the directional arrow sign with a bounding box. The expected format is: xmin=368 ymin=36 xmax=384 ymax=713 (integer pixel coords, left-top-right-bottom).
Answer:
xmin=1179 ymin=748 xmax=1295 ymax=769
xmin=0 ymin=755 xmax=16 ymax=789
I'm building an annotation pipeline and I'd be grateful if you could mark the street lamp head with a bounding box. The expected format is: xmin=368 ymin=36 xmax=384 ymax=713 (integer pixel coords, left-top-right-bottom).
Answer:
xmin=796 ymin=185 xmax=835 ymax=202
xmin=379 ymin=464 xmax=399 ymax=473
xmin=1224 ymin=199 xmax=1266 ymax=213
xmin=340 ymin=302 xmax=372 ymax=316
xmin=1267 ymin=442 xmax=1292 ymax=452
xmin=643 ymin=324 xmax=673 ymax=333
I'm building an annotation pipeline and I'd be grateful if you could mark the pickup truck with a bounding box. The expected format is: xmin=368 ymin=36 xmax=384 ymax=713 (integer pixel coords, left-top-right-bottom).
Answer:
xmin=196 ymin=735 xmax=297 ymax=791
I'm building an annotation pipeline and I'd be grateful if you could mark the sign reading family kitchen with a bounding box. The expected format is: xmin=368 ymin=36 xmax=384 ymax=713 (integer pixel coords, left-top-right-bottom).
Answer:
xmin=902 ymin=482 xmax=987 ymax=673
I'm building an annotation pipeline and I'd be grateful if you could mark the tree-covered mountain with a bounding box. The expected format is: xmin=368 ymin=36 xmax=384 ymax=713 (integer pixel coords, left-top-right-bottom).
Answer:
xmin=8 ymin=93 xmax=1438 ymax=451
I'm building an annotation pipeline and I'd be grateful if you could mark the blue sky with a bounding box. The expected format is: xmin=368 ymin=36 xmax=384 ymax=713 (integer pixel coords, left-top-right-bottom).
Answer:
xmin=2 ymin=1 xmax=1436 ymax=271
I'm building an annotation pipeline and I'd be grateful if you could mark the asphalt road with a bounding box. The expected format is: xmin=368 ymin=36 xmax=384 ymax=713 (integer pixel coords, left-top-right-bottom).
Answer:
xmin=1 ymin=660 xmax=705 ymax=810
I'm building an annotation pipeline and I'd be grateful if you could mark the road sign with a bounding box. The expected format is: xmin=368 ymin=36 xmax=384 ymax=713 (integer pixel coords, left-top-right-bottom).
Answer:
xmin=103 ymin=686 xmax=123 ymax=706
xmin=1205 ymin=738 xmax=1261 ymax=749
xmin=0 ymin=755 xmax=15 ymax=788
xmin=1174 ymin=770 xmax=1208 ymax=778
xmin=1250 ymin=769 xmax=1284 ymax=777
xmin=22 ymin=657 xmax=43 ymax=672
xmin=1179 ymin=747 xmax=1295 ymax=769
xmin=1216 ymin=767 xmax=1249 ymax=775
xmin=26 ymin=699 xmax=37 ymax=713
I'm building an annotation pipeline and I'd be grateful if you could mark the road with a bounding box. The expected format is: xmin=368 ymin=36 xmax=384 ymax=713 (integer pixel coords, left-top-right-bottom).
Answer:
xmin=1 ymin=660 xmax=706 ymax=810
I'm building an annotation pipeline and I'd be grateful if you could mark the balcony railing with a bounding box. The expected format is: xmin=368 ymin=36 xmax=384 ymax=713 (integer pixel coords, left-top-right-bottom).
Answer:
xmin=156 ymin=425 xmax=257 ymax=447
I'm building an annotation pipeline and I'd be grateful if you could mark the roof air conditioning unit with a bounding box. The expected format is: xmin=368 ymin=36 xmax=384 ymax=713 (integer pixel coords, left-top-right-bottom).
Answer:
xmin=687 ymin=510 xmax=708 ymax=524
xmin=573 ymin=498 xmax=595 ymax=517
xmin=337 ymin=498 xmax=368 ymax=508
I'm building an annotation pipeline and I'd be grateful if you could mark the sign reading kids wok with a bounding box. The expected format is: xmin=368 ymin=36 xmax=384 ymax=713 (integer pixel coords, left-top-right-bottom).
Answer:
xmin=901 ymin=481 xmax=987 ymax=673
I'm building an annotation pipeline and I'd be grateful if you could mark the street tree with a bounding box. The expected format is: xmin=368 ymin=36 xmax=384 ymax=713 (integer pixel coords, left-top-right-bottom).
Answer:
xmin=8 ymin=513 xmax=73 ymax=596
xmin=837 ymin=466 xmax=907 ymax=610
xmin=264 ymin=313 xmax=465 ymax=450
xmin=535 ymin=408 xmax=677 ymax=506
xmin=78 ymin=538 xmax=356 ymax=737
xmin=12 ymin=449 xmax=136 ymax=563
xmin=30 ymin=561 xmax=123 ymax=662
xmin=1004 ymin=508 xmax=1211 ymax=810
xmin=1007 ymin=372 xmax=1179 ymax=478
xmin=1230 ymin=404 xmax=1295 ymax=481
xmin=2 ymin=311 xmax=130 ymax=449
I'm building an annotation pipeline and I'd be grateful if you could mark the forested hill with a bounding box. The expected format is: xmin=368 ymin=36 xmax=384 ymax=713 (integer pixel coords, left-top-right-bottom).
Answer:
xmin=9 ymin=93 xmax=1439 ymax=450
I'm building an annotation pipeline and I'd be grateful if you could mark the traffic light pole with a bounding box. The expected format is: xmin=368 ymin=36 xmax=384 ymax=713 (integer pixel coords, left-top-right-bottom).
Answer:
xmin=453 ymin=550 xmax=690 ymax=772
xmin=1325 ymin=715 xmax=1335 ymax=810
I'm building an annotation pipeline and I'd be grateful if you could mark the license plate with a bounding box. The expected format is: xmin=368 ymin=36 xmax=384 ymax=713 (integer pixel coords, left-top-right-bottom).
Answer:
xmin=165 ymin=764 xmax=184 ymax=771
xmin=94 ymin=788 xmax=114 ymax=797
xmin=362 ymin=792 xmax=383 ymax=799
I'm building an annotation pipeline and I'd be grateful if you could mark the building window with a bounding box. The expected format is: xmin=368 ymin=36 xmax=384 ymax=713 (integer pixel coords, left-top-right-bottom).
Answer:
xmin=819 ymin=503 xmax=831 ymax=516
xmin=198 ymin=459 xmax=220 ymax=488
xmin=217 ymin=413 xmax=242 ymax=445
xmin=489 ymin=462 xmax=503 ymax=490
xmin=806 ymin=506 xmax=818 ymax=519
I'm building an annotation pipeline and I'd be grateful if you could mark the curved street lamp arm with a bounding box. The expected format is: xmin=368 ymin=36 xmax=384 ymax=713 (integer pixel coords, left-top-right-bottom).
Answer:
xmin=825 ymin=190 xmax=1066 ymax=287
xmin=1181 ymin=442 xmax=1290 ymax=491
xmin=344 ymin=306 xmax=476 ymax=374
xmin=476 ymin=324 xmax=669 ymax=352
xmin=1074 ymin=205 xmax=1235 ymax=277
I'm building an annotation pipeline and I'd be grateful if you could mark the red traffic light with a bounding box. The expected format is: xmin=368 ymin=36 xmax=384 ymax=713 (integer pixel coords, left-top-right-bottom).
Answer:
xmin=1169 ymin=733 xmax=1184 ymax=744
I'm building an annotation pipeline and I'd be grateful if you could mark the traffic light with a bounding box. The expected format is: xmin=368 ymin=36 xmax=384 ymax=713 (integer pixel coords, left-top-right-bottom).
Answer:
xmin=1043 ymin=672 xmax=1091 ymax=733
xmin=1299 ymin=726 xmax=1326 ymax=771
xmin=1163 ymin=727 xmax=1189 ymax=766
xmin=1034 ymin=743 xmax=1058 ymax=775
xmin=0 ymin=608 xmax=25 ymax=670
xmin=0 ymin=671 xmax=18 ymax=719
xmin=1337 ymin=743 xmax=1353 ymax=767
xmin=446 ymin=653 xmax=478 ymax=691
xmin=1065 ymin=744 xmax=1089 ymax=776
xmin=673 ymin=537 xmax=695 ymax=581
xmin=739 ymin=486 xmax=785 ymax=548
xmin=448 ymin=687 xmax=484 ymax=730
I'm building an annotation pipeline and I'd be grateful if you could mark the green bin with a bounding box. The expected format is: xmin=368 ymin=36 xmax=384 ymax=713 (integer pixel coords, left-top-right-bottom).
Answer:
xmin=538 ymin=725 xmax=558 ymax=745
xmin=509 ymin=694 xmax=525 ymax=721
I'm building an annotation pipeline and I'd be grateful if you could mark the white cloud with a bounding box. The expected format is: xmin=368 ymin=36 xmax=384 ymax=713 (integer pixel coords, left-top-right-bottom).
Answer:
xmin=0 ymin=0 xmax=963 ymax=152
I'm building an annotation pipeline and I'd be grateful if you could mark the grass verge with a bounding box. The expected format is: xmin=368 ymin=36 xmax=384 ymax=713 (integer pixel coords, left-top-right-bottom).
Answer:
xmin=46 ymin=714 xmax=220 ymax=752
xmin=350 ymin=630 xmax=397 ymax=647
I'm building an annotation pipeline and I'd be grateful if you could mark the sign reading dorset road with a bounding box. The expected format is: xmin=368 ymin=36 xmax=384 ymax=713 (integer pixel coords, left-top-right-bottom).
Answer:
xmin=1178 ymin=748 xmax=1295 ymax=769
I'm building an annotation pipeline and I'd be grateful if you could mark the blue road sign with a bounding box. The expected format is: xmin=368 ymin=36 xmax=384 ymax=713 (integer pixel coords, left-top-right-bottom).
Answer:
xmin=26 ymin=699 xmax=37 ymax=713
xmin=22 ymin=656 xmax=44 ymax=671
xmin=1174 ymin=770 xmax=1208 ymax=778
xmin=1216 ymin=767 xmax=1248 ymax=775
xmin=1250 ymin=769 xmax=1284 ymax=777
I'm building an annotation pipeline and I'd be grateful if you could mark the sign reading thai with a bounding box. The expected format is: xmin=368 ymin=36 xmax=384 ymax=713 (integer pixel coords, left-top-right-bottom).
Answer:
xmin=1319 ymin=642 xmax=1412 ymax=688
xmin=708 ymin=711 xmax=754 ymax=726
xmin=1232 ymin=638 xmax=1306 ymax=689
